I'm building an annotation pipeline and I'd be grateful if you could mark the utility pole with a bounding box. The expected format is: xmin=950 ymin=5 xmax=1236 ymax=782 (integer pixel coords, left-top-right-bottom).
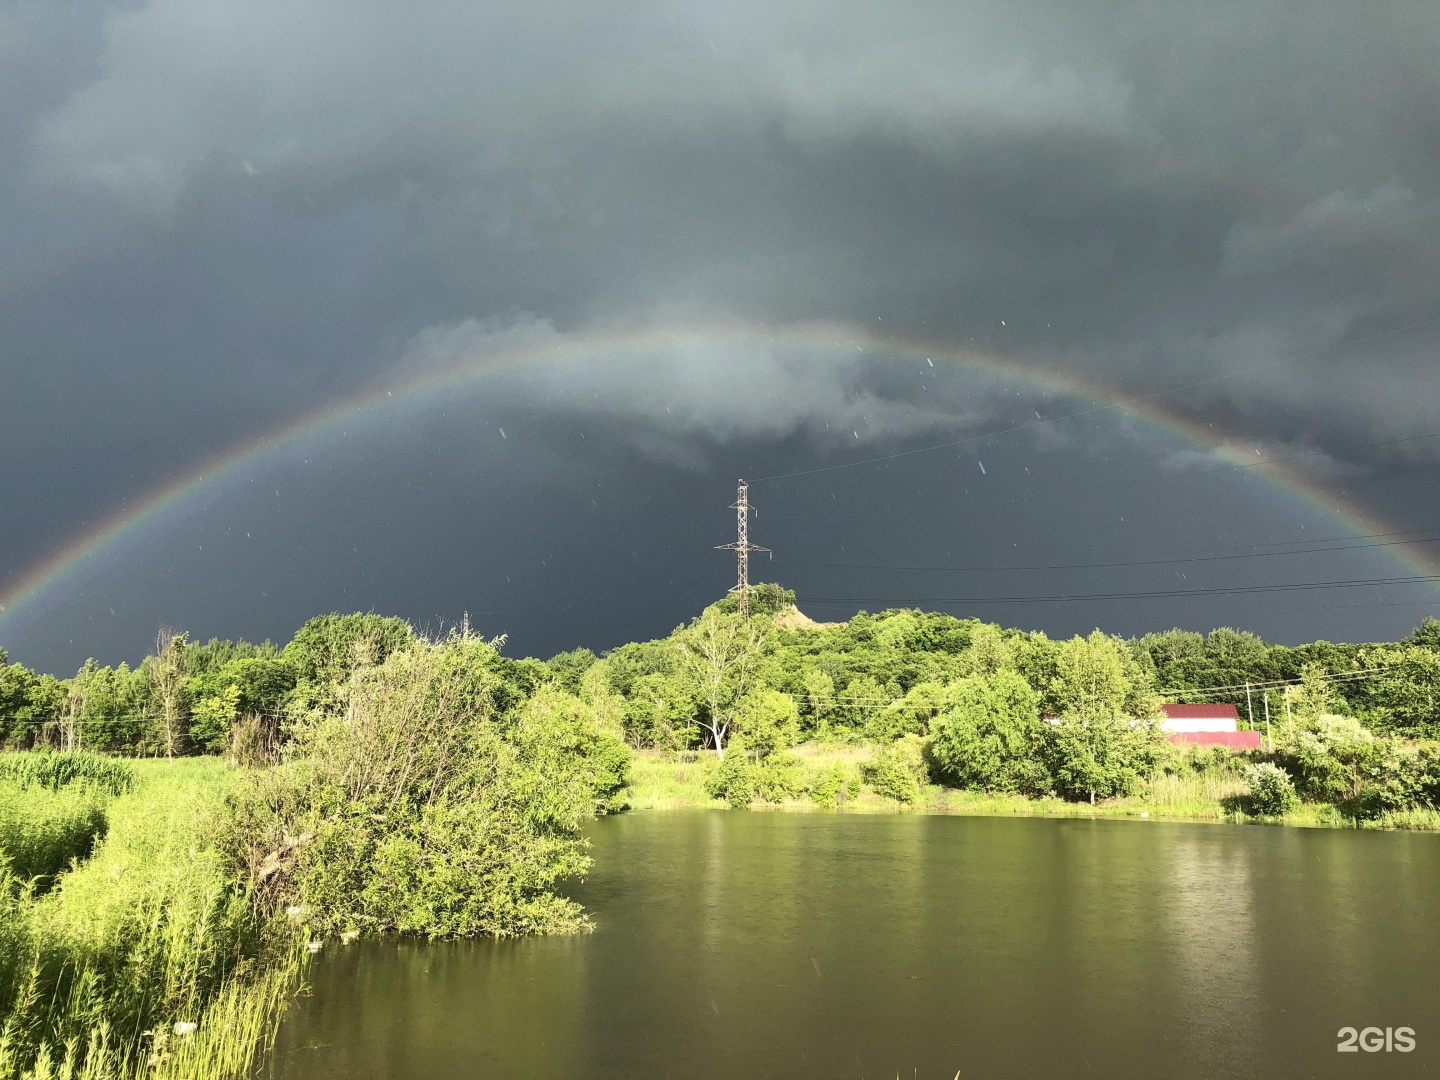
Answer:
xmin=715 ymin=479 xmax=770 ymax=620
xmin=1263 ymin=693 xmax=1272 ymax=752
xmin=1245 ymin=682 xmax=1254 ymax=731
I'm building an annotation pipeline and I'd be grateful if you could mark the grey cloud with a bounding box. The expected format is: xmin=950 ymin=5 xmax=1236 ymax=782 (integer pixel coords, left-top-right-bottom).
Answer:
xmin=397 ymin=315 xmax=1001 ymax=466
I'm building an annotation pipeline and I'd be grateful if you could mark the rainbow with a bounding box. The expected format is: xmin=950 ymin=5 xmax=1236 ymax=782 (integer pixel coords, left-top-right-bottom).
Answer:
xmin=1 ymin=319 xmax=1435 ymax=635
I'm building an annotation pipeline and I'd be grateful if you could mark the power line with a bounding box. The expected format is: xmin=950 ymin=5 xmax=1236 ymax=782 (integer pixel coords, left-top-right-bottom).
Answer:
xmin=775 ymin=532 xmax=1440 ymax=575
xmin=795 ymin=572 xmax=1440 ymax=607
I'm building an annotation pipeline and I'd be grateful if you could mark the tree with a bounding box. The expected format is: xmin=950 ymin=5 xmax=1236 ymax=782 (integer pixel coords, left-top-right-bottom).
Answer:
xmin=147 ymin=629 xmax=190 ymax=760
xmin=284 ymin=613 xmax=416 ymax=703
xmin=928 ymin=671 xmax=1050 ymax=795
xmin=1289 ymin=661 xmax=1334 ymax=721
xmin=623 ymin=672 xmax=695 ymax=749
xmin=1363 ymin=645 xmax=1440 ymax=737
xmin=674 ymin=608 xmax=766 ymax=758
xmin=801 ymin=668 xmax=835 ymax=735
xmin=1047 ymin=713 xmax=1161 ymax=803
xmin=546 ymin=647 xmax=598 ymax=694
xmin=1046 ymin=631 xmax=1133 ymax=720
xmin=733 ymin=688 xmax=799 ymax=759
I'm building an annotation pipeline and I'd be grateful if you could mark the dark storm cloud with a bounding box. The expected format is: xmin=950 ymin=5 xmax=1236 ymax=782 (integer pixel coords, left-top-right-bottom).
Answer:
xmin=3 ymin=0 xmax=1440 ymax=665
xmin=7 ymin=0 xmax=1438 ymax=456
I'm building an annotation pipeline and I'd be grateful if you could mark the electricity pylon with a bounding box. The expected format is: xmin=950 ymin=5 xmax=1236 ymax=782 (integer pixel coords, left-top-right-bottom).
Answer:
xmin=715 ymin=478 xmax=770 ymax=620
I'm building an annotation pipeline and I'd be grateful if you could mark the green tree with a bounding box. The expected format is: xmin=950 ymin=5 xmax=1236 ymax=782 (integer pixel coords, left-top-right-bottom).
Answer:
xmin=801 ymin=668 xmax=835 ymax=735
xmin=546 ymin=647 xmax=598 ymax=694
xmin=733 ymin=687 xmax=799 ymax=759
xmin=189 ymin=683 xmax=242 ymax=753
xmin=145 ymin=629 xmax=190 ymax=760
xmin=1360 ymin=645 xmax=1440 ymax=737
xmin=623 ymin=672 xmax=696 ymax=749
xmin=285 ymin=612 xmax=416 ymax=703
xmin=928 ymin=671 xmax=1051 ymax=795
xmin=674 ymin=608 xmax=766 ymax=758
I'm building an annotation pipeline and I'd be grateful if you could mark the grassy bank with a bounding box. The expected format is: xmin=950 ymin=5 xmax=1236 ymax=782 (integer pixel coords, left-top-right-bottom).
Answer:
xmin=0 ymin=756 xmax=301 ymax=1080
xmin=625 ymin=747 xmax=1420 ymax=828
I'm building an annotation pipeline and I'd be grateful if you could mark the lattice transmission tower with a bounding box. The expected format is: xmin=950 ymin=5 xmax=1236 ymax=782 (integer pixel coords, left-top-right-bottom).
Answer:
xmin=715 ymin=478 xmax=770 ymax=620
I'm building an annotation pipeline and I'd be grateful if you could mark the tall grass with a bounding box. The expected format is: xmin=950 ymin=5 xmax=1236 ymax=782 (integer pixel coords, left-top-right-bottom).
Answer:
xmin=0 ymin=784 xmax=109 ymax=889
xmin=0 ymin=756 xmax=133 ymax=799
xmin=0 ymin=759 xmax=293 ymax=1080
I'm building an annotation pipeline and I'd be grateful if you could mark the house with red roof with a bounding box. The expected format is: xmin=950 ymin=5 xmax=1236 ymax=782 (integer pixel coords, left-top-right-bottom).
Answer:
xmin=1159 ymin=703 xmax=1261 ymax=749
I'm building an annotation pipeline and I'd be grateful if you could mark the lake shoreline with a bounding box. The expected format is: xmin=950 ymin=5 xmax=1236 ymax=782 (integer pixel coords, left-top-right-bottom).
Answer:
xmin=622 ymin=748 xmax=1440 ymax=831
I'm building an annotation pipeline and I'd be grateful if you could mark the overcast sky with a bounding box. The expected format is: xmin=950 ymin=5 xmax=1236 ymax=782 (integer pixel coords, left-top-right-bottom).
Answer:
xmin=3 ymin=0 xmax=1439 ymax=671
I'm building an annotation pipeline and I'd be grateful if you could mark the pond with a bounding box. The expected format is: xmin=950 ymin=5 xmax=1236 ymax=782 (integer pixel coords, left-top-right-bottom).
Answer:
xmin=273 ymin=812 xmax=1440 ymax=1079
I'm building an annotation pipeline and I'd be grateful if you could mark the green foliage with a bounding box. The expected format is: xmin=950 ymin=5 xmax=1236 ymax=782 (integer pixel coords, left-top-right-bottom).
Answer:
xmin=0 ymin=752 xmax=134 ymax=797
xmin=1046 ymin=630 xmax=1158 ymax=722
xmin=807 ymin=762 xmax=850 ymax=808
xmin=754 ymin=752 xmax=807 ymax=802
xmin=545 ymin=647 xmax=598 ymax=694
xmin=1047 ymin=714 xmax=1165 ymax=802
xmin=0 ymin=760 xmax=265 ymax=1078
xmin=702 ymin=740 xmax=756 ymax=807
xmin=1285 ymin=714 xmax=1382 ymax=803
xmin=228 ymin=637 xmax=620 ymax=938
xmin=1242 ymin=762 xmax=1299 ymax=816
xmin=1360 ymin=644 xmax=1440 ymax=737
xmin=927 ymin=671 xmax=1051 ymax=795
xmin=283 ymin=612 xmax=415 ymax=700
xmin=713 ymin=583 xmax=795 ymax=619
xmin=733 ymin=688 xmax=799 ymax=758
xmin=190 ymin=684 xmax=243 ymax=755
xmin=862 ymin=737 xmax=928 ymax=804
xmin=673 ymin=608 xmax=767 ymax=756
xmin=0 ymin=781 xmax=109 ymax=888
xmin=621 ymin=673 xmax=695 ymax=750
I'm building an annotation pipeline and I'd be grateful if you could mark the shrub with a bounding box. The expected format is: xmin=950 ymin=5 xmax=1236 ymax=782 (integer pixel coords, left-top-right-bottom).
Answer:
xmin=1242 ymin=763 xmax=1299 ymax=816
xmin=1285 ymin=714 xmax=1383 ymax=803
xmin=0 ymin=751 xmax=134 ymax=797
xmin=754 ymin=752 xmax=806 ymax=802
xmin=227 ymin=637 xmax=620 ymax=938
xmin=863 ymin=737 xmax=927 ymax=804
xmin=703 ymin=742 xmax=757 ymax=807
xmin=808 ymin=763 xmax=850 ymax=808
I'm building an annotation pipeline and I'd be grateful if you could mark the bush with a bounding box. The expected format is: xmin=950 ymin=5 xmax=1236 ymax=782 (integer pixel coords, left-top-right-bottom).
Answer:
xmin=0 ymin=781 xmax=109 ymax=888
xmin=1242 ymin=762 xmax=1299 ymax=816
xmin=227 ymin=638 xmax=620 ymax=939
xmin=703 ymin=742 xmax=757 ymax=807
xmin=808 ymin=763 xmax=850 ymax=808
xmin=863 ymin=737 xmax=927 ymax=804
xmin=754 ymin=752 xmax=807 ymax=802
xmin=1285 ymin=714 xmax=1383 ymax=803
xmin=0 ymin=751 xmax=134 ymax=797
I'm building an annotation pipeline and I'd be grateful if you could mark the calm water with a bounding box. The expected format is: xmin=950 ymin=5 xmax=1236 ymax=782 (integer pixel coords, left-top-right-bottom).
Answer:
xmin=273 ymin=812 xmax=1440 ymax=1079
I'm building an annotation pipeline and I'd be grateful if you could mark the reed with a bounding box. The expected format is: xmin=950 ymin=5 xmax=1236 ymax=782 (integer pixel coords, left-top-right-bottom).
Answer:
xmin=0 ymin=759 xmax=296 ymax=1080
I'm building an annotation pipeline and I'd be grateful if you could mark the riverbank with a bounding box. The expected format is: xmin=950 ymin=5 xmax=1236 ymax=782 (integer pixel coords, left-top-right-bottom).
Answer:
xmin=0 ymin=754 xmax=301 ymax=1080
xmin=624 ymin=747 xmax=1440 ymax=829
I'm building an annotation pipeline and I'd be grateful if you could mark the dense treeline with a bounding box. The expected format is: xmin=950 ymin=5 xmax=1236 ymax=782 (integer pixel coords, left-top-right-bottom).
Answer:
xmin=3 ymin=594 xmax=1439 ymax=755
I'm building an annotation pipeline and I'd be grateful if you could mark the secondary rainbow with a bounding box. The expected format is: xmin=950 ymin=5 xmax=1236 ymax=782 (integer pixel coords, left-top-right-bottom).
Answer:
xmin=1 ymin=320 xmax=1435 ymax=634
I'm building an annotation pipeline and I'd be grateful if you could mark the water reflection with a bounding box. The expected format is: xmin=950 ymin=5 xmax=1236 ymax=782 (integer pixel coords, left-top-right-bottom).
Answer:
xmin=274 ymin=813 xmax=1440 ymax=1080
